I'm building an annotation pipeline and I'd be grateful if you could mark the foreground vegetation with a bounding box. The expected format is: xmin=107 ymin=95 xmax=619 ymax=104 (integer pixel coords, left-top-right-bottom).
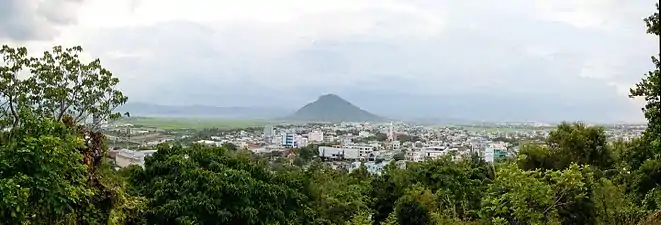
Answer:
xmin=0 ymin=3 xmax=659 ymax=225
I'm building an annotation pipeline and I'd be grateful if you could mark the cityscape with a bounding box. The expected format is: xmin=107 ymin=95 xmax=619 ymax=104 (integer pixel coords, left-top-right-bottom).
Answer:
xmin=107 ymin=118 xmax=647 ymax=172
xmin=0 ymin=0 xmax=659 ymax=224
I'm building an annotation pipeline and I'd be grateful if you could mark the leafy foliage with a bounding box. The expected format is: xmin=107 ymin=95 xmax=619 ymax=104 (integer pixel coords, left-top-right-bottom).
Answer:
xmin=128 ymin=144 xmax=310 ymax=224
xmin=0 ymin=111 xmax=90 ymax=223
xmin=0 ymin=45 xmax=127 ymax=130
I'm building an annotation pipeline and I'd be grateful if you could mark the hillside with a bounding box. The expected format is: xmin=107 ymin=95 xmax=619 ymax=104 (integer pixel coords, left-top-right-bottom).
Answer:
xmin=288 ymin=94 xmax=384 ymax=122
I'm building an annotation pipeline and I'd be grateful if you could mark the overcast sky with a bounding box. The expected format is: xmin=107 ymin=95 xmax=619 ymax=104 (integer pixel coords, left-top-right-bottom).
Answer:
xmin=1 ymin=0 xmax=658 ymax=122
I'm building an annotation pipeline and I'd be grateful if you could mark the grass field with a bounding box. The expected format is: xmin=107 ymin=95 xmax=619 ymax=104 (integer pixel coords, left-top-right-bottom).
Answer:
xmin=123 ymin=117 xmax=275 ymax=130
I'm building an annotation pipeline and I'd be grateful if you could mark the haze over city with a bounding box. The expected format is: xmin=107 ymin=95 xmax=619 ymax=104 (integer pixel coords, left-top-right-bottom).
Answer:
xmin=1 ymin=0 xmax=658 ymax=123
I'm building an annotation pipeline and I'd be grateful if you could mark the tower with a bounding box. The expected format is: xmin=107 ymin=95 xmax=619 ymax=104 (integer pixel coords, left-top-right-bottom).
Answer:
xmin=387 ymin=122 xmax=395 ymax=142
xmin=263 ymin=125 xmax=274 ymax=143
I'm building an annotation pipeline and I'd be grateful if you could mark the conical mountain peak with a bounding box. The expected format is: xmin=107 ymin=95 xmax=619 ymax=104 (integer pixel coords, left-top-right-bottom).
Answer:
xmin=318 ymin=94 xmax=343 ymax=101
xmin=288 ymin=94 xmax=383 ymax=122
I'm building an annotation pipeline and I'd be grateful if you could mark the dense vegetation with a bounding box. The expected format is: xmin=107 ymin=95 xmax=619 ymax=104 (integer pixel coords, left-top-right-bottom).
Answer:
xmin=0 ymin=4 xmax=659 ymax=225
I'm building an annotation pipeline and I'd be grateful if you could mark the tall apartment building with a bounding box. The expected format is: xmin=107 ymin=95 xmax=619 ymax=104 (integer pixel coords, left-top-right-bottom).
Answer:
xmin=282 ymin=133 xmax=296 ymax=148
xmin=263 ymin=125 xmax=274 ymax=143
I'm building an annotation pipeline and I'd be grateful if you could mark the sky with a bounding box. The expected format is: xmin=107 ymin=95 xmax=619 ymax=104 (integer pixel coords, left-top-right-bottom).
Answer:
xmin=0 ymin=0 xmax=658 ymax=122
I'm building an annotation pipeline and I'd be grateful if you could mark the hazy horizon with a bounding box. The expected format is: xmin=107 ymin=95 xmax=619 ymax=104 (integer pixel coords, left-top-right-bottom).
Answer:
xmin=2 ymin=0 xmax=659 ymax=123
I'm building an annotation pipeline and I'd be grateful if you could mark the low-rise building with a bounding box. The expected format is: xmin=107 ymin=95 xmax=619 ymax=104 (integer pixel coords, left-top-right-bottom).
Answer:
xmin=308 ymin=130 xmax=324 ymax=142
xmin=113 ymin=149 xmax=157 ymax=168
xmin=319 ymin=145 xmax=375 ymax=160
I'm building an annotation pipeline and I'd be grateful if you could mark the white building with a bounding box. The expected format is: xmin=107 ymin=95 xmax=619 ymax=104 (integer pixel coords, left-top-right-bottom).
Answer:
xmin=308 ymin=130 xmax=324 ymax=142
xmin=406 ymin=146 xmax=450 ymax=162
xmin=358 ymin=131 xmax=372 ymax=138
xmin=295 ymin=135 xmax=309 ymax=147
xmin=196 ymin=140 xmax=225 ymax=146
xmin=263 ymin=125 xmax=275 ymax=143
xmin=345 ymin=145 xmax=376 ymax=160
xmin=263 ymin=125 xmax=274 ymax=137
xmin=323 ymin=135 xmax=335 ymax=143
xmin=318 ymin=147 xmax=345 ymax=160
xmin=319 ymin=145 xmax=375 ymax=160
xmin=114 ymin=149 xmax=157 ymax=168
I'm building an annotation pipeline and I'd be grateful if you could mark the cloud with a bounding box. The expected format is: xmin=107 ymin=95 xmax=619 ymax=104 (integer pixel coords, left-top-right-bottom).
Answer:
xmin=1 ymin=0 xmax=658 ymax=122
xmin=0 ymin=0 xmax=86 ymax=41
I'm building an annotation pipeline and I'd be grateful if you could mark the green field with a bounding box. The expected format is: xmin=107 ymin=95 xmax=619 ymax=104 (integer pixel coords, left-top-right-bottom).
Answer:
xmin=122 ymin=117 xmax=275 ymax=130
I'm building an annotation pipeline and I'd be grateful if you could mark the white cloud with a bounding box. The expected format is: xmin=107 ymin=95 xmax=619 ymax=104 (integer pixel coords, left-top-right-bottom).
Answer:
xmin=2 ymin=0 xmax=658 ymax=122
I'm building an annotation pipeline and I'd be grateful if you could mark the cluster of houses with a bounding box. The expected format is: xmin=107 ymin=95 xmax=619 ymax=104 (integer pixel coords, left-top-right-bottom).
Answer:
xmin=107 ymin=141 xmax=511 ymax=173
xmin=318 ymin=142 xmax=510 ymax=163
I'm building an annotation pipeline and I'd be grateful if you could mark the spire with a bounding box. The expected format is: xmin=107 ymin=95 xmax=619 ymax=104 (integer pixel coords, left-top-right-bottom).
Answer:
xmin=388 ymin=122 xmax=395 ymax=141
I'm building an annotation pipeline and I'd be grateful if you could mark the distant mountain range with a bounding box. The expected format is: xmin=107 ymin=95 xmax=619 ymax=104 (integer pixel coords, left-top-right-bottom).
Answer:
xmin=119 ymin=94 xmax=511 ymax=124
xmin=118 ymin=94 xmax=386 ymax=122
xmin=286 ymin=94 xmax=384 ymax=122
xmin=116 ymin=102 xmax=290 ymax=119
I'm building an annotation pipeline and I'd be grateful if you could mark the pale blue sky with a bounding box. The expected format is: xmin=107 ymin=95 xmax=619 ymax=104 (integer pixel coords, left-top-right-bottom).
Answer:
xmin=1 ymin=0 xmax=658 ymax=122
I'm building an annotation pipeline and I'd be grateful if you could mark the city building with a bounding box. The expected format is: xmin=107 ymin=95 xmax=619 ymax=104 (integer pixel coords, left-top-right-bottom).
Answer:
xmin=295 ymin=135 xmax=309 ymax=147
xmin=318 ymin=146 xmax=345 ymax=160
xmin=263 ymin=125 xmax=274 ymax=142
xmin=318 ymin=145 xmax=375 ymax=160
xmin=358 ymin=131 xmax=372 ymax=138
xmin=484 ymin=142 xmax=509 ymax=162
xmin=113 ymin=149 xmax=157 ymax=168
xmin=406 ymin=146 xmax=450 ymax=162
xmin=484 ymin=147 xmax=508 ymax=163
xmin=282 ymin=133 xmax=296 ymax=148
xmin=308 ymin=130 xmax=324 ymax=142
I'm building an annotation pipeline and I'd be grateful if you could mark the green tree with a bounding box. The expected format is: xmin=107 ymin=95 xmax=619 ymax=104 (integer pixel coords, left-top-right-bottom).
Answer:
xmin=221 ymin=142 xmax=238 ymax=151
xmin=302 ymin=162 xmax=372 ymax=224
xmin=346 ymin=211 xmax=373 ymax=225
xmin=393 ymin=151 xmax=405 ymax=161
xmin=630 ymin=3 xmax=660 ymax=142
xmin=0 ymin=46 xmax=29 ymax=129
xmin=0 ymin=45 xmax=128 ymax=130
xmin=0 ymin=111 xmax=90 ymax=224
xmin=395 ymin=185 xmax=436 ymax=225
xmin=625 ymin=4 xmax=661 ymax=219
xmin=370 ymin=162 xmax=412 ymax=224
xmin=407 ymin=155 xmax=489 ymax=220
xmin=0 ymin=45 xmax=139 ymax=224
xmin=481 ymin=163 xmax=594 ymax=224
xmin=130 ymin=144 xmax=310 ymax=224
xmin=592 ymin=178 xmax=647 ymax=224
xmin=294 ymin=144 xmax=319 ymax=165
xmin=517 ymin=142 xmax=555 ymax=170
xmin=546 ymin=122 xmax=612 ymax=170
